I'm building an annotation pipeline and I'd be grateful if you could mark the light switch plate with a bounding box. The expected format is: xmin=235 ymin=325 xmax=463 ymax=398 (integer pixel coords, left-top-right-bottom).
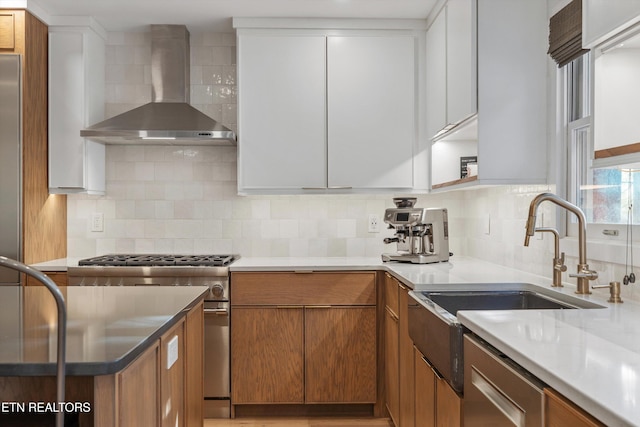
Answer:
xmin=484 ymin=214 xmax=491 ymax=235
xmin=91 ymin=213 xmax=104 ymax=232
xmin=167 ymin=335 xmax=179 ymax=369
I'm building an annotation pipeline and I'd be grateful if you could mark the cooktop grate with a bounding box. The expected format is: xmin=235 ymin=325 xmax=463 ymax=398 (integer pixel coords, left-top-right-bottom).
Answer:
xmin=78 ymin=254 xmax=236 ymax=267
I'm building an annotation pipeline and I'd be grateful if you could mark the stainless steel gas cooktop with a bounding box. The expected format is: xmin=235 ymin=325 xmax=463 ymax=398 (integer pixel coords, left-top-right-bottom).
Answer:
xmin=77 ymin=254 xmax=236 ymax=267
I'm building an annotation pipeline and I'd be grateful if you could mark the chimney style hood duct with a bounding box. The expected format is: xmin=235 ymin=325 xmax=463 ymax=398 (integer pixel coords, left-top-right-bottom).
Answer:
xmin=81 ymin=25 xmax=236 ymax=145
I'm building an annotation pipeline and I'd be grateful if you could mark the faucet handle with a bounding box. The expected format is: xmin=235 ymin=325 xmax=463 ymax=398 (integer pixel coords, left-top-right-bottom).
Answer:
xmin=569 ymin=268 xmax=598 ymax=280
xmin=555 ymin=252 xmax=567 ymax=272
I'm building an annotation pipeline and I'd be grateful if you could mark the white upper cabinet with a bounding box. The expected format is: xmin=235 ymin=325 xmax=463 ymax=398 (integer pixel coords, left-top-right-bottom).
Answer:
xmin=237 ymin=33 xmax=327 ymax=190
xmin=446 ymin=0 xmax=477 ymax=127
xmin=49 ymin=26 xmax=105 ymax=195
xmin=235 ymin=19 xmax=421 ymax=194
xmin=327 ymin=35 xmax=415 ymax=189
xmin=583 ymin=0 xmax=640 ymax=49
xmin=430 ymin=0 xmax=547 ymax=190
xmin=426 ymin=0 xmax=477 ymax=140
xmin=426 ymin=8 xmax=448 ymax=140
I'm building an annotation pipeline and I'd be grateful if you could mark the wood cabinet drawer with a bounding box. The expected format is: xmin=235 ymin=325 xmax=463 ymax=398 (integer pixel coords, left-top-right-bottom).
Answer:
xmin=231 ymin=272 xmax=376 ymax=306
xmin=0 ymin=13 xmax=16 ymax=50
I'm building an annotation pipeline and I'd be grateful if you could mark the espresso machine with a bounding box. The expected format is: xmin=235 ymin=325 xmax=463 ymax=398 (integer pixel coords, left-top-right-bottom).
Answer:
xmin=381 ymin=198 xmax=450 ymax=264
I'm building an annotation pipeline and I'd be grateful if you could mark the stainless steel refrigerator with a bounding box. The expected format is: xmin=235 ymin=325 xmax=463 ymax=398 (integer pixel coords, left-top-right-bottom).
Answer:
xmin=0 ymin=54 xmax=22 ymax=285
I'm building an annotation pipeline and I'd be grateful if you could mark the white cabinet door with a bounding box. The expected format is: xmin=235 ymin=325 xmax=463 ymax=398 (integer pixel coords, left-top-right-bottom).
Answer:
xmin=476 ymin=0 xmax=546 ymax=184
xmin=49 ymin=28 xmax=105 ymax=195
xmin=430 ymin=0 xmax=547 ymax=190
xmin=446 ymin=0 xmax=476 ymax=126
xmin=426 ymin=9 xmax=447 ymax=140
xmin=583 ymin=0 xmax=640 ymax=49
xmin=327 ymin=36 xmax=415 ymax=189
xmin=426 ymin=0 xmax=476 ymax=141
xmin=237 ymin=34 xmax=326 ymax=191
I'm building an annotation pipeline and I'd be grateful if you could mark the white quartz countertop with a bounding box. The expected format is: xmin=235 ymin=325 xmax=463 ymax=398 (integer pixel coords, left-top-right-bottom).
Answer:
xmin=33 ymin=255 xmax=640 ymax=425
xmin=231 ymin=256 xmax=639 ymax=426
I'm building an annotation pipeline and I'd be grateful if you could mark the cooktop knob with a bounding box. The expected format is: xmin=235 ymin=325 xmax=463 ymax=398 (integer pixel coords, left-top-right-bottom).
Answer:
xmin=211 ymin=283 xmax=225 ymax=298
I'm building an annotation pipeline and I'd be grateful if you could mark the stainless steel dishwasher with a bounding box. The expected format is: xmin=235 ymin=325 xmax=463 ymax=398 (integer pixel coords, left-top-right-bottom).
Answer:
xmin=464 ymin=334 xmax=545 ymax=427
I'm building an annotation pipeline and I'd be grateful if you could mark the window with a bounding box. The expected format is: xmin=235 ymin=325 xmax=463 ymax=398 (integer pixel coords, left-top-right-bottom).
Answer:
xmin=566 ymin=51 xmax=640 ymax=235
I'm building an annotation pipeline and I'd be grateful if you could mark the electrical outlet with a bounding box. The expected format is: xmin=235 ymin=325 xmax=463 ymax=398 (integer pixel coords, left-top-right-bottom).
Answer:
xmin=91 ymin=213 xmax=104 ymax=232
xmin=368 ymin=214 xmax=381 ymax=233
xmin=166 ymin=335 xmax=179 ymax=369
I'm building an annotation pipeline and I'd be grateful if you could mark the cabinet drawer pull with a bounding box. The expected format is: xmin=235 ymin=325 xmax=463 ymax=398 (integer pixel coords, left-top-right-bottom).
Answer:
xmin=294 ymin=270 xmax=313 ymax=274
xmin=385 ymin=306 xmax=399 ymax=320
xmin=399 ymin=284 xmax=407 ymax=291
xmin=432 ymin=366 xmax=444 ymax=380
xmin=327 ymin=186 xmax=353 ymax=190
xmin=471 ymin=368 xmax=525 ymax=427
xmin=276 ymin=305 xmax=304 ymax=309
xmin=204 ymin=308 xmax=228 ymax=315
xmin=307 ymin=305 xmax=331 ymax=309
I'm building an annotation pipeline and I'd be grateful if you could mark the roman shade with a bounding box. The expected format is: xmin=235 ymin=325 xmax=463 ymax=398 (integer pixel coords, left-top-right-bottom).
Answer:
xmin=548 ymin=0 xmax=589 ymax=67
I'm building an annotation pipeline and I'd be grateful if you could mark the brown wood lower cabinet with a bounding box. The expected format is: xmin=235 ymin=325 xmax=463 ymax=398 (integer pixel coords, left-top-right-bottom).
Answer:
xmin=414 ymin=347 xmax=436 ymax=426
xmin=544 ymin=388 xmax=606 ymax=427
xmin=384 ymin=273 xmax=415 ymax=427
xmin=230 ymin=271 xmax=377 ymax=413
xmin=161 ymin=319 xmax=185 ymax=427
xmin=108 ymin=341 xmax=160 ymax=426
xmin=398 ymin=282 xmax=415 ymax=427
xmin=231 ymin=306 xmax=305 ymax=404
xmin=305 ymin=306 xmax=376 ymax=403
xmin=94 ymin=301 xmax=204 ymax=427
xmin=384 ymin=305 xmax=400 ymax=425
xmin=185 ymin=300 xmax=204 ymax=426
xmin=413 ymin=346 xmax=462 ymax=427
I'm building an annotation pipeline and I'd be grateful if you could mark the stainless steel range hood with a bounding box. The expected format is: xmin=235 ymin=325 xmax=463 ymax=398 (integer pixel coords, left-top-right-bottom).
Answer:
xmin=81 ymin=25 xmax=236 ymax=145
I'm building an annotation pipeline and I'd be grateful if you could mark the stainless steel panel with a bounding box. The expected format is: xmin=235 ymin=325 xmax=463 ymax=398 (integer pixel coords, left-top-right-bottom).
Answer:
xmin=0 ymin=55 xmax=21 ymax=285
xmin=204 ymin=302 xmax=230 ymax=398
xmin=407 ymin=292 xmax=464 ymax=392
xmin=0 ymin=287 xmax=21 ymax=360
xmin=464 ymin=334 xmax=545 ymax=427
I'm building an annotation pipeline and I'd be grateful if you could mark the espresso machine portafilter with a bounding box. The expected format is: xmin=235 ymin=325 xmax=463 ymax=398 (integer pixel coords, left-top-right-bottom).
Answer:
xmin=381 ymin=198 xmax=450 ymax=264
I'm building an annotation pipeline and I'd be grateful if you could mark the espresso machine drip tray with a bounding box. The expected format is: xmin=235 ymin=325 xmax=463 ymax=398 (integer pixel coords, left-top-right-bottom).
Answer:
xmin=382 ymin=253 xmax=449 ymax=264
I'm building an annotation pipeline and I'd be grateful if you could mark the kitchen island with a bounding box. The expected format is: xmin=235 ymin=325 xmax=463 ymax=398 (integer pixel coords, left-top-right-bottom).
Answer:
xmin=0 ymin=285 xmax=206 ymax=427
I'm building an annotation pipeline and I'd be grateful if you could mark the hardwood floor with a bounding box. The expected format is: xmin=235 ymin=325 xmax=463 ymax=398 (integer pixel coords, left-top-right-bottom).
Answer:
xmin=203 ymin=417 xmax=394 ymax=426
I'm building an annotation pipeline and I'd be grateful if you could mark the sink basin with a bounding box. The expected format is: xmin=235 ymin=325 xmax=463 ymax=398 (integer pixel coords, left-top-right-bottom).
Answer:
xmin=425 ymin=289 xmax=581 ymax=314
xmin=407 ymin=283 xmax=605 ymax=393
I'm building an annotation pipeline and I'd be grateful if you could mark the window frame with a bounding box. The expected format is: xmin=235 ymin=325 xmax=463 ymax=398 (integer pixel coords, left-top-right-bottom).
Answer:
xmin=565 ymin=50 xmax=640 ymax=240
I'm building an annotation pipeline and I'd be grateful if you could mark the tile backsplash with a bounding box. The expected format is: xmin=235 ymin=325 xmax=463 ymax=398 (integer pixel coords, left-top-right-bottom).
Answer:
xmin=67 ymin=30 xmax=640 ymax=302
